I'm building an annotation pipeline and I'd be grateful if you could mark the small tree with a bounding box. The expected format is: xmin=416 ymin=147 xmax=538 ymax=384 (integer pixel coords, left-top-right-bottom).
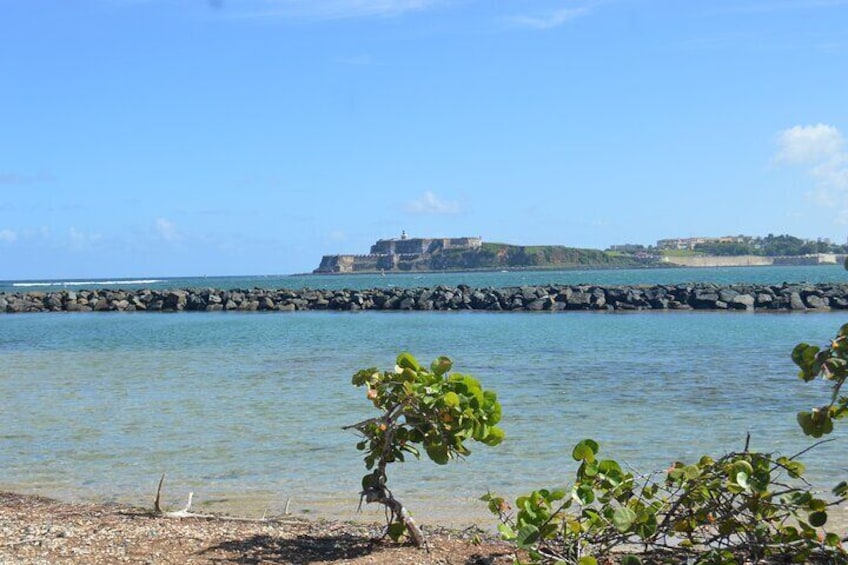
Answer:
xmin=346 ymin=352 xmax=503 ymax=548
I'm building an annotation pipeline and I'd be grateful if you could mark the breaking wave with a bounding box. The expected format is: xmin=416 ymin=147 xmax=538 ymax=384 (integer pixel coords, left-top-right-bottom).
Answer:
xmin=12 ymin=279 xmax=164 ymax=288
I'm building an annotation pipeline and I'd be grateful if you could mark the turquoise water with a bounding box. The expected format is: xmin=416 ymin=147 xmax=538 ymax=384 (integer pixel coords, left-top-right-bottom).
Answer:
xmin=1 ymin=303 xmax=846 ymax=525
xmin=2 ymin=264 xmax=846 ymax=293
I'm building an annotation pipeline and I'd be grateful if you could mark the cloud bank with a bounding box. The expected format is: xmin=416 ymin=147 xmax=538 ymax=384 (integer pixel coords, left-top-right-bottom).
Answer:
xmin=406 ymin=191 xmax=461 ymax=215
xmin=506 ymin=6 xmax=589 ymax=29
xmin=776 ymin=123 xmax=848 ymax=223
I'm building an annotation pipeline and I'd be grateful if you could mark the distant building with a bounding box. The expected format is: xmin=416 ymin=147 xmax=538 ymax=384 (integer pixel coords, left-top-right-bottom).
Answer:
xmin=608 ymin=244 xmax=646 ymax=253
xmin=315 ymin=233 xmax=483 ymax=273
xmin=656 ymin=235 xmax=754 ymax=251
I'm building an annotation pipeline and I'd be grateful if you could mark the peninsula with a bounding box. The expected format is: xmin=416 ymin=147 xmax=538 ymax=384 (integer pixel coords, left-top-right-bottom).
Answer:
xmin=313 ymin=232 xmax=642 ymax=273
xmin=314 ymin=232 xmax=848 ymax=273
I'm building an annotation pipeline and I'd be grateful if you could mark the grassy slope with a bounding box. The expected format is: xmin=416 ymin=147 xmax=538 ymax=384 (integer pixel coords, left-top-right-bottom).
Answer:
xmin=425 ymin=243 xmax=641 ymax=270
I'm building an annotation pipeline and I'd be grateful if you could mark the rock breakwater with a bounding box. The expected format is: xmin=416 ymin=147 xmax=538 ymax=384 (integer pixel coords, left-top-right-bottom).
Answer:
xmin=2 ymin=283 xmax=847 ymax=313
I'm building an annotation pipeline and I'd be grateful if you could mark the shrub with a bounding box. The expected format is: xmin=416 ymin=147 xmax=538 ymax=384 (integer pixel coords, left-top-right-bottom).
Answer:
xmin=347 ymin=352 xmax=503 ymax=547
xmin=485 ymin=438 xmax=847 ymax=564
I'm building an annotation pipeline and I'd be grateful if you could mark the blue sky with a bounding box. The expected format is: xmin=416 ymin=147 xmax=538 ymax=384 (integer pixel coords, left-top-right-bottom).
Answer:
xmin=1 ymin=0 xmax=847 ymax=278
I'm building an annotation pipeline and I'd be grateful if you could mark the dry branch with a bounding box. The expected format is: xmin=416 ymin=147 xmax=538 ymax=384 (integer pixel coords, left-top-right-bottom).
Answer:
xmin=152 ymin=474 xmax=269 ymax=522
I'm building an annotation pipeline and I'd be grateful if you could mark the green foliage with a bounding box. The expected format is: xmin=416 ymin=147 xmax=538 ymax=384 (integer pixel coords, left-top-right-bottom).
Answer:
xmin=693 ymin=241 xmax=757 ymax=256
xmin=793 ymin=258 xmax=848 ymax=437
xmin=437 ymin=242 xmax=642 ymax=269
xmin=760 ymin=233 xmax=827 ymax=256
xmin=686 ymin=234 xmax=846 ymax=257
xmin=793 ymin=323 xmax=848 ymax=437
xmin=486 ymin=440 xmax=847 ymax=564
xmin=485 ymin=254 xmax=848 ymax=562
xmin=349 ymin=353 xmax=503 ymax=544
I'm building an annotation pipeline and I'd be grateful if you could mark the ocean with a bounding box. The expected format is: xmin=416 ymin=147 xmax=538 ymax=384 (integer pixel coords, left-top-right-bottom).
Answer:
xmin=1 ymin=264 xmax=846 ymax=526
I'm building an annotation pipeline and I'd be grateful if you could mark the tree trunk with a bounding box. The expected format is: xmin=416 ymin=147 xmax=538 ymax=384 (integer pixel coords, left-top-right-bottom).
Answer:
xmin=365 ymin=486 xmax=426 ymax=549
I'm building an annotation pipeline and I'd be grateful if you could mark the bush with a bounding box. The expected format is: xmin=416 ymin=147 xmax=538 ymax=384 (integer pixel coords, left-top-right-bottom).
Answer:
xmin=347 ymin=352 xmax=503 ymax=547
xmin=484 ymin=438 xmax=847 ymax=564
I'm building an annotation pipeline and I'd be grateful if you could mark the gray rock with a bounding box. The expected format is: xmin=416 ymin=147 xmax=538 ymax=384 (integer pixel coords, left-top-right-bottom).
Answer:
xmin=731 ymin=294 xmax=755 ymax=310
xmin=789 ymin=292 xmax=807 ymax=310
xmin=719 ymin=289 xmax=738 ymax=303
xmin=805 ymin=295 xmax=829 ymax=309
xmin=526 ymin=298 xmax=548 ymax=311
xmin=566 ymin=291 xmax=592 ymax=309
xmin=692 ymin=291 xmax=719 ymax=309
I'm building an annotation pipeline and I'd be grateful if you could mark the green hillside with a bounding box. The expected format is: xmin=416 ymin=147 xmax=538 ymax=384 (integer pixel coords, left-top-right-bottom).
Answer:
xmin=423 ymin=242 xmax=643 ymax=270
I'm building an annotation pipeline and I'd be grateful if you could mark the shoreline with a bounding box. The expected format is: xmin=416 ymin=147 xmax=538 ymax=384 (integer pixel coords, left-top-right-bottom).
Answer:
xmin=3 ymin=490 xmax=847 ymax=564
xmin=2 ymin=282 xmax=847 ymax=313
xmin=0 ymin=484 xmax=494 ymax=531
xmin=0 ymin=491 xmax=511 ymax=564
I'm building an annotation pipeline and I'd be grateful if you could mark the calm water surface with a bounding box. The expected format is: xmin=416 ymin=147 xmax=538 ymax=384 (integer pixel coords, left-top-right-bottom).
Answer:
xmin=2 ymin=264 xmax=846 ymax=292
xmin=1 ymin=309 xmax=845 ymax=525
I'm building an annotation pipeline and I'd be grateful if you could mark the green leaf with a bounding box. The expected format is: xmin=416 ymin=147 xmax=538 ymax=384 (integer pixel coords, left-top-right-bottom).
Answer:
xmin=809 ymin=498 xmax=827 ymax=512
xmin=612 ymin=507 xmax=637 ymax=532
xmin=361 ymin=473 xmax=380 ymax=490
xmin=682 ymin=465 xmax=700 ymax=480
xmin=798 ymin=409 xmax=834 ymax=437
xmin=430 ymin=356 xmax=452 ymax=376
xmin=577 ymin=558 xmax=597 ymax=565
xmin=481 ymin=426 xmax=505 ymax=446
xmin=809 ymin=511 xmax=828 ymax=527
xmin=572 ymin=439 xmax=599 ymax=463
xmin=396 ymin=352 xmax=420 ymax=371
xmin=352 ymin=368 xmax=378 ymax=386
xmin=548 ymin=489 xmax=566 ymax=501
xmin=620 ymin=556 xmax=642 ymax=565
xmin=825 ymin=532 xmax=842 ymax=547
xmin=516 ymin=524 xmax=540 ymax=548
xmin=792 ymin=343 xmax=821 ymax=381
xmin=496 ymin=522 xmax=516 ymax=540
xmin=443 ymin=391 xmax=460 ymax=407
xmin=425 ymin=443 xmax=450 ymax=465
xmin=573 ymin=484 xmax=595 ymax=505
xmin=598 ymin=459 xmax=622 ymax=475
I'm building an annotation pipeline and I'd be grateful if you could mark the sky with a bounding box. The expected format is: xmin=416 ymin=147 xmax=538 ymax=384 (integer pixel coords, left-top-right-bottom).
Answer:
xmin=1 ymin=0 xmax=847 ymax=279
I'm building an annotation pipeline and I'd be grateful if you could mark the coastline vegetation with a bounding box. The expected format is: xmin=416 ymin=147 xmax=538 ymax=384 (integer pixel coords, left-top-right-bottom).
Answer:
xmin=429 ymin=243 xmax=645 ymax=271
xmin=478 ymin=261 xmax=848 ymax=564
xmin=694 ymin=234 xmax=846 ymax=257
xmin=333 ymin=334 xmax=848 ymax=564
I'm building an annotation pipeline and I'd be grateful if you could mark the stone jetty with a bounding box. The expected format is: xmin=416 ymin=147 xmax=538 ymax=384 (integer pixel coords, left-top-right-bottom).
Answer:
xmin=1 ymin=283 xmax=847 ymax=313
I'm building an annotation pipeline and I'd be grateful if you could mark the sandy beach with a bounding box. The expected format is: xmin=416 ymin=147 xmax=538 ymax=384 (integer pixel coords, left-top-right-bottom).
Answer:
xmin=0 ymin=492 xmax=514 ymax=564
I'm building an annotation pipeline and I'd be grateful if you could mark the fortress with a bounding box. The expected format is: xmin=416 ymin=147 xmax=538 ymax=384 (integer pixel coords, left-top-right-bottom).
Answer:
xmin=314 ymin=232 xmax=483 ymax=273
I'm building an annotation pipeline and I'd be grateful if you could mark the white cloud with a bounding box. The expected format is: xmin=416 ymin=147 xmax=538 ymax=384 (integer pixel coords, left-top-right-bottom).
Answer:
xmin=155 ymin=218 xmax=181 ymax=241
xmin=506 ymin=7 xmax=589 ymax=30
xmin=0 ymin=229 xmax=17 ymax=243
xmin=776 ymin=124 xmax=844 ymax=164
xmin=776 ymin=123 xmax=848 ymax=222
xmin=406 ymin=191 xmax=461 ymax=215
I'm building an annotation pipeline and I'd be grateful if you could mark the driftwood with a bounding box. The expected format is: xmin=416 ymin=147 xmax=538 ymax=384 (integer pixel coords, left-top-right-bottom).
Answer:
xmin=152 ymin=474 xmax=269 ymax=522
